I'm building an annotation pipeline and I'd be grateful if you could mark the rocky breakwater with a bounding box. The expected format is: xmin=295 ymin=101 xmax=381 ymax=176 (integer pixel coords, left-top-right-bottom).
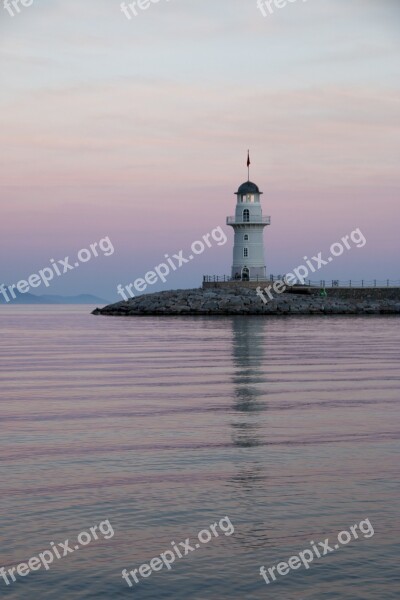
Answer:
xmin=92 ymin=287 xmax=400 ymax=316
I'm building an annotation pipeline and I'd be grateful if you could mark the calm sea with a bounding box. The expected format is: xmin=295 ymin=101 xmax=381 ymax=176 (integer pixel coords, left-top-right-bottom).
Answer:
xmin=0 ymin=306 xmax=399 ymax=599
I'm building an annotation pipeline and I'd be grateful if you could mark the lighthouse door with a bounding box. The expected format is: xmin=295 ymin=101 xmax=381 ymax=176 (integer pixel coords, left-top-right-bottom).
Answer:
xmin=242 ymin=267 xmax=249 ymax=281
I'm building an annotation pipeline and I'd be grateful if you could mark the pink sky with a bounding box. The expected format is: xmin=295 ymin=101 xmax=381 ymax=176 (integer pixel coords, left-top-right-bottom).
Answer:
xmin=0 ymin=0 xmax=399 ymax=300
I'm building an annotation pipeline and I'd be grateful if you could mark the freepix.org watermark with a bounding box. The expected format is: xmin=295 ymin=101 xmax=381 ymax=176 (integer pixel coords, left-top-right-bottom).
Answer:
xmin=117 ymin=226 xmax=227 ymax=300
xmin=122 ymin=516 xmax=234 ymax=587
xmin=260 ymin=517 xmax=374 ymax=585
xmin=0 ymin=236 xmax=114 ymax=303
xmin=0 ymin=520 xmax=114 ymax=586
xmin=3 ymin=0 xmax=33 ymax=17
xmin=121 ymin=0 xmax=170 ymax=20
xmin=257 ymin=0 xmax=309 ymax=17
xmin=256 ymin=227 xmax=366 ymax=303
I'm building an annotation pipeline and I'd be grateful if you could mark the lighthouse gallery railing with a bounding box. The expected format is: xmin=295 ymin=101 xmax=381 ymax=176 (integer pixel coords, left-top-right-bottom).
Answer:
xmin=226 ymin=215 xmax=271 ymax=225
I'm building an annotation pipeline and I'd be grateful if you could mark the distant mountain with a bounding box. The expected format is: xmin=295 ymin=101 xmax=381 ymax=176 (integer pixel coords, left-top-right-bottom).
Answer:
xmin=0 ymin=289 xmax=109 ymax=305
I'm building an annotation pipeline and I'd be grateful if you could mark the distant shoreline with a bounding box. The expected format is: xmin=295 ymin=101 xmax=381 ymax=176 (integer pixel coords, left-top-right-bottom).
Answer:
xmin=0 ymin=292 xmax=109 ymax=306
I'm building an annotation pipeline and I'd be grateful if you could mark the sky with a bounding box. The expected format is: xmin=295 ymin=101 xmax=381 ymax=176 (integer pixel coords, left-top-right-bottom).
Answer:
xmin=0 ymin=0 xmax=399 ymax=301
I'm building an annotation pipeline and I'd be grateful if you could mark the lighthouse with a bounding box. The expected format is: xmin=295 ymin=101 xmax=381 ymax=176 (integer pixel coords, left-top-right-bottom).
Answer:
xmin=226 ymin=154 xmax=271 ymax=281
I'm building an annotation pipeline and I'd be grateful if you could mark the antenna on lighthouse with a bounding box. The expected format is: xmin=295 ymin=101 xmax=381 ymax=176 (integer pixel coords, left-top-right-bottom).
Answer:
xmin=247 ymin=150 xmax=250 ymax=181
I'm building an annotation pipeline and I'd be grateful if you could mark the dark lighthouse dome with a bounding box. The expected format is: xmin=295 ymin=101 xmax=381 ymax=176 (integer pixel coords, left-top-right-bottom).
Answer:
xmin=236 ymin=181 xmax=262 ymax=195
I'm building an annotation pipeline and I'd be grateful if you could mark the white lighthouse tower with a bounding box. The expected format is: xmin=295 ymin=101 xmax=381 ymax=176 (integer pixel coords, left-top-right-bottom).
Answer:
xmin=226 ymin=154 xmax=271 ymax=280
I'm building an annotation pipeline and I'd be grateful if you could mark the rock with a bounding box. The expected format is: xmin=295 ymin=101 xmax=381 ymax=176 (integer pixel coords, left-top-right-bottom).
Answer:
xmin=203 ymin=300 xmax=219 ymax=310
xmin=171 ymin=305 xmax=192 ymax=313
xmin=91 ymin=287 xmax=400 ymax=317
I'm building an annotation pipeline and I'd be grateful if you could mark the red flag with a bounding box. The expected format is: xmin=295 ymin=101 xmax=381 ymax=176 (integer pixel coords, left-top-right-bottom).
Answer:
xmin=247 ymin=151 xmax=250 ymax=168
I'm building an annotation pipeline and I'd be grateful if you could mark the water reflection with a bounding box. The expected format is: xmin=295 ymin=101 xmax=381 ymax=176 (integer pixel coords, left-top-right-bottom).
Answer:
xmin=228 ymin=318 xmax=272 ymax=555
xmin=230 ymin=317 xmax=266 ymax=445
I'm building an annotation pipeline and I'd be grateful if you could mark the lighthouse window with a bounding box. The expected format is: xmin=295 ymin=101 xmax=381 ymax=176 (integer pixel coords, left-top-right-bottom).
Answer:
xmin=242 ymin=195 xmax=246 ymax=202
xmin=244 ymin=234 xmax=249 ymax=241
xmin=243 ymin=247 xmax=249 ymax=258
xmin=243 ymin=209 xmax=250 ymax=222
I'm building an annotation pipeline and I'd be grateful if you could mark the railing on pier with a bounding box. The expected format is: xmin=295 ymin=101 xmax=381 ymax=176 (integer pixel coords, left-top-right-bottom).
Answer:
xmin=203 ymin=275 xmax=400 ymax=287
xmin=269 ymin=277 xmax=400 ymax=288
xmin=203 ymin=275 xmax=234 ymax=283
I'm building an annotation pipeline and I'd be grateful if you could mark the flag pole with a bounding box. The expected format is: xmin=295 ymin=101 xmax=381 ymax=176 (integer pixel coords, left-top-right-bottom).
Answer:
xmin=247 ymin=149 xmax=250 ymax=181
